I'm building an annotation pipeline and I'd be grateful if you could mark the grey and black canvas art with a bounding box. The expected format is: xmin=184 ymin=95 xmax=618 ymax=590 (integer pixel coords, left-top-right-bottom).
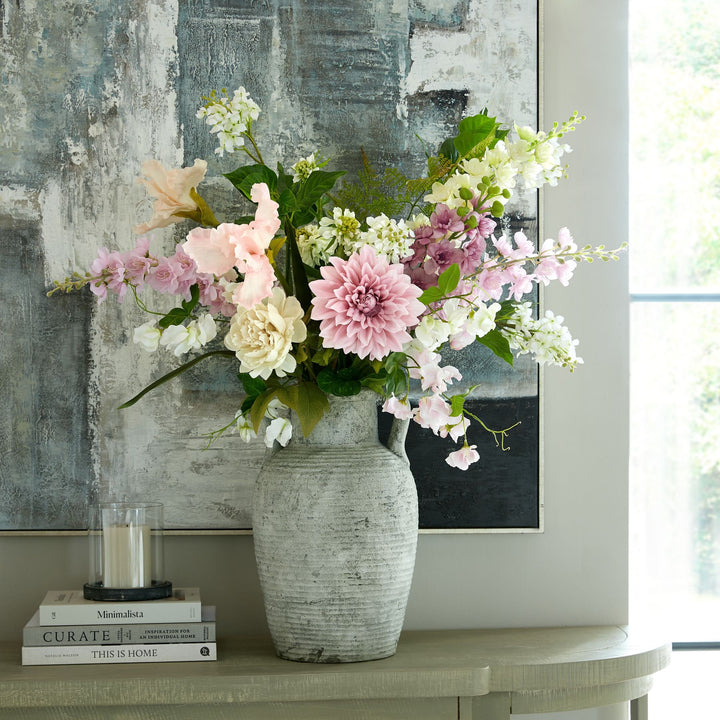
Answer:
xmin=0 ymin=0 xmax=539 ymax=531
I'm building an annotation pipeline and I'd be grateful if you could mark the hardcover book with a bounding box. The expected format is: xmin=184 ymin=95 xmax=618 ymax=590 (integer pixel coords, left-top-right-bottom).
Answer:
xmin=38 ymin=587 xmax=201 ymax=626
xmin=21 ymin=641 xmax=217 ymax=665
xmin=24 ymin=606 xmax=215 ymax=646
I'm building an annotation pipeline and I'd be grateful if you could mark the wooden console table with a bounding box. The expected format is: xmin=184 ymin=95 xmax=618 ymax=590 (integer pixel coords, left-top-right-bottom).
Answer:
xmin=0 ymin=626 xmax=670 ymax=719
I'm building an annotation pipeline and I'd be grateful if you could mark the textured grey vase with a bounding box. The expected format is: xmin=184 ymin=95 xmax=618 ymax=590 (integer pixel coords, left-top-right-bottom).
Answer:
xmin=252 ymin=390 xmax=418 ymax=663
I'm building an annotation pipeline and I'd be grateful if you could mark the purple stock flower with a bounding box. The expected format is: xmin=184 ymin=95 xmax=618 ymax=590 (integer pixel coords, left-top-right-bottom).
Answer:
xmin=426 ymin=239 xmax=465 ymax=273
xmin=430 ymin=204 xmax=465 ymax=239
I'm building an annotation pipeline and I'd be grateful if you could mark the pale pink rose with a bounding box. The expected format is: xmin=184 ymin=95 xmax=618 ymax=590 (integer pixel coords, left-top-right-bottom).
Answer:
xmin=134 ymin=159 xmax=208 ymax=234
xmin=309 ymin=245 xmax=424 ymax=361
xmin=382 ymin=395 xmax=413 ymax=420
xmin=183 ymin=226 xmax=236 ymax=276
xmin=445 ymin=444 xmax=480 ymax=470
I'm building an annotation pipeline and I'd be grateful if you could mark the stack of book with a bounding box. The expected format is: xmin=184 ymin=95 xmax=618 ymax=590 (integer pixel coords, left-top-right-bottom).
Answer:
xmin=21 ymin=587 xmax=217 ymax=665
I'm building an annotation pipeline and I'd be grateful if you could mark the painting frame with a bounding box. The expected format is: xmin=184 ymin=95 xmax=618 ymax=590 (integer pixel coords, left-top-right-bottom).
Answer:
xmin=0 ymin=0 xmax=543 ymax=535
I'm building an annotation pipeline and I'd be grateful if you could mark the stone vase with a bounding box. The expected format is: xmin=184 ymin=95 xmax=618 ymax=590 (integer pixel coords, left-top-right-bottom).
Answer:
xmin=252 ymin=390 xmax=418 ymax=663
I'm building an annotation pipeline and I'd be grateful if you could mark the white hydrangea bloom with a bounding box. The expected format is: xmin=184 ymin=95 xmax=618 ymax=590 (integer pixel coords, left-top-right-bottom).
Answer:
xmin=319 ymin=208 xmax=362 ymax=256
xmin=159 ymin=324 xmax=195 ymax=357
xmin=507 ymin=124 xmax=572 ymax=190
xmin=354 ymin=214 xmax=414 ymax=263
xmin=157 ymin=314 xmax=217 ymax=357
xmin=296 ymin=224 xmax=332 ymax=266
xmin=503 ymin=303 xmax=583 ymax=370
xmin=290 ymin=152 xmax=323 ymax=182
xmin=414 ymin=315 xmax=451 ymax=351
xmin=196 ymin=87 xmax=260 ymax=157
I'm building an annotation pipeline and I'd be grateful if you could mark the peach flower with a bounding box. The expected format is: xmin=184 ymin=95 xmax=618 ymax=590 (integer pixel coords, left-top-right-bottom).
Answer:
xmin=134 ymin=159 xmax=208 ymax=234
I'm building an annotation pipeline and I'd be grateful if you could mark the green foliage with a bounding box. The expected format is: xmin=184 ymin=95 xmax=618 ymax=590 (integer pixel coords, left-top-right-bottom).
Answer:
xmin=334 ymin=150 xmax=452 ymax=223
xmin=452 ymin=111 xmax=508 ymax=160
xmin=275 ymin=383 xmax=329 ymax=437
xmin=117 ymin=349 xmax=236 ymax=409
xmin=477 ymin=329 xmax=514 ymax=366
xmin=383 ymin=352 xmax=409 ymax=398
xmin=158 ymin=285 xmax=200 ymax=329
xmin=419 ymin=264 xmax=461 ymax=305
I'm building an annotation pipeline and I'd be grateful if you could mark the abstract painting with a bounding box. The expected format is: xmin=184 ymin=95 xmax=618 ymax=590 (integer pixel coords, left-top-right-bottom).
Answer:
xmin=0 ymin=0 xmax=539 ymax=531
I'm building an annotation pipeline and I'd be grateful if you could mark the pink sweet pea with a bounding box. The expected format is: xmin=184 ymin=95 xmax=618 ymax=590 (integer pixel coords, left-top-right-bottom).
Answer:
xmin=183 ymin=182 xmax=280 ymax=308
xmin=445 ymin=444 xmax=480 ymax=470
xmin=183 ymin=225 xmax=237 ymax=276
xmin=382 ymin=395 xmax=413 ymax=420
xmin=413 ymin=394 xmax=452 ymax=434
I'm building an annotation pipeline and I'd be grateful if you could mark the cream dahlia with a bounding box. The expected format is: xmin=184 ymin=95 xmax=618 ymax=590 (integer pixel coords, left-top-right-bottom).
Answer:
xmin=224 ymin=288 xmax=307 ymax=379
xmin=309 ymin=245 xmax=424 ymax=361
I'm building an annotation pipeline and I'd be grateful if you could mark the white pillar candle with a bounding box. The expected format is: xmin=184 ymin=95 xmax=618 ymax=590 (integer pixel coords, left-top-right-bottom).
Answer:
xmin=102 ymin=523 xmax=152 ymax=588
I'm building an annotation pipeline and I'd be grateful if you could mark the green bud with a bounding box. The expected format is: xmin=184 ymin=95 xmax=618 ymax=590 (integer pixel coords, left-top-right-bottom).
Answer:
xmin=502 ymin=188 xmax=511 ymax=199
xmin=491 ymin=200 xmax=505 ymax=217
xmin=458 ymin=186 xmax=474 ymax=201
xmin=456 ymin=205 xmax=470 ymax=217
xmin=465 ymin=214 xmax=479 ymax=229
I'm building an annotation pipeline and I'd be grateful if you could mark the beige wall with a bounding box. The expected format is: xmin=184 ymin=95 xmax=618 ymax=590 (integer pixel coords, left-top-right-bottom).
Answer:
xmin=0 ymin=2 xmax=630 ymax=717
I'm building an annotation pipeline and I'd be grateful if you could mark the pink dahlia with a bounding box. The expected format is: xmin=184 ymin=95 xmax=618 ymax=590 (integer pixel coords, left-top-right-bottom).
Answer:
xmin=309 ymin=245 xmax=424 ymax=361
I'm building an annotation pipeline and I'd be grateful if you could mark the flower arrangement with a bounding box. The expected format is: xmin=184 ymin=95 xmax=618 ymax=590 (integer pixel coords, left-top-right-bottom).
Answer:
xmin=50 ymin=86 xmax=623 ymax=470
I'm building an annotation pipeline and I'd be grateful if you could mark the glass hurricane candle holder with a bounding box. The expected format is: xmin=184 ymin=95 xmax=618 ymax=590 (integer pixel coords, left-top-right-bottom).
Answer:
xmin=84 ymin=501 xmax=172 ymax=601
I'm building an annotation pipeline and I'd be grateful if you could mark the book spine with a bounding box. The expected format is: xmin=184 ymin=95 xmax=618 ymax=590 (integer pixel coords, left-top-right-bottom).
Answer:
xmin=23 ymin=621 xmax=216 ymax=646
xmin=38 ymin=601 xmax=202 ymax=626
xmin=22 ymin=642 xmax=217 ymax=665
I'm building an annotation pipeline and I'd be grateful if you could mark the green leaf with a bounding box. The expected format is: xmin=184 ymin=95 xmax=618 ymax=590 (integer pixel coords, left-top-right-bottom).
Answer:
xmin=249 ymin=388 xmax=280 ymax=432
xmin=278 ymin=187 xmax=297 ymax=216
xmin=359 ymin=372 xmax=388 ymax=394
xmin=437 ymin=264 xmax=461 ymax=295
xmin=438 ymin=137 xmax=459 ymax=162
xmin=239 ymin=373 xmax=267 ymax=398
xmin=477 ymin=329 xmax=514 ymax=366
xmin=449 ymin=394 xmax=465 ymax=418
xmin=383 ymin=352 xmax=409 ymax=398
xmin=316 ymin=368 xmax=363 ymax=397
xmin=158 ymin=307 xmax=190 ymax=329
xmin=284 ymin=221 xmax=312 ymax=311
xmin=181 ymin=284 xmax=200 ymax=313
xmin=419 ymin=286 xmax=444 ymax=305
xmin=275 ymin=383 xmax=329 ymax=437
xmin=224 ymin=164 xmax=278 ymax=200
xmin=295 ymin=170 xmax=345 ymax=211
xmin=454 ymin=112 xmax=501 ymax=159
xmin=117 ymin=350 xmax=236 ymax=409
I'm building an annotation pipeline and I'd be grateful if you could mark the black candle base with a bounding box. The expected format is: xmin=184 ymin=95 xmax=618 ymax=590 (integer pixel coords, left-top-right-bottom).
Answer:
xmin=83 ymin=581 xmax=173 ymax=601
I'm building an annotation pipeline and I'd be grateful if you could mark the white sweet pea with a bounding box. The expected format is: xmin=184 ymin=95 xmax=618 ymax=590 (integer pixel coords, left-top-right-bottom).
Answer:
xmin=159 ymin=324 xmax=195 ymax=357
xmin=195 ymin=313 xmax=217 ymax=344
xmin=264 ymin=417 xmax=292 ymax=448
xmin=466 ymin=302 xmax=500 ymax=338
xmin=234 ymin=411 xmax=258 ymax=443
xmin=414 ymin=315 xmax=451 ymax=350
xmin=133 ymin=321 xmax=161 ymax=352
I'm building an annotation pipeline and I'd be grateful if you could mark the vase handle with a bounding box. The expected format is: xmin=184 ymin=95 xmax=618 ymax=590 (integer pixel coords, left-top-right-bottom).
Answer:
xmin=385 ymin=417 xmax=410 ymax=464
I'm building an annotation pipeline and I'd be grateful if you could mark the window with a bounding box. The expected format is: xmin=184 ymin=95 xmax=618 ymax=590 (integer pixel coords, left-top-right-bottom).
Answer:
xmin=629 ymin=0 xmax=720 ymax=643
